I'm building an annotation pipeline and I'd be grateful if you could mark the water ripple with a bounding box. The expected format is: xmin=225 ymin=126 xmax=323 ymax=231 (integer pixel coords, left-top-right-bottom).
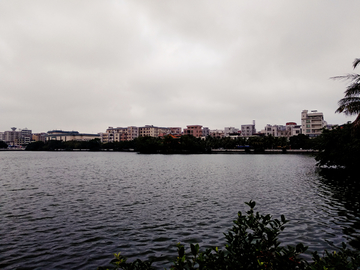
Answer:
xmin=1 ymin=152 xmax=359 ymax=269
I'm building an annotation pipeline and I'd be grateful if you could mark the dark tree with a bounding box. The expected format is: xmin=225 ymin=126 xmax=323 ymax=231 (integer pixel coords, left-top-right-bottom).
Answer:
xmin=332 ymin=58 xmax=360 ymax=128
xmin=0 ymin=140 xmax=8 ymax=149
xmin=314 ymin=123 xmax=360 ymax=170
xmin=25 ymin=141 xmax=45 ymax=151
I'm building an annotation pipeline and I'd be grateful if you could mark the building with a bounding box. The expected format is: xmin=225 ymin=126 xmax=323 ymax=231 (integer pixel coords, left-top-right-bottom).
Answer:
xmin=2 ymin=127 xmax=32 ymax=146
xmin=262 ymin=122 xmax=301 ymax=138
xmin=209 ymin=129 xmax=225 ymax=138
xmin=169 ymin=127 xmax=182 ymax=135
xmin=202 ymin=127 xmax=210 ymax=137
xmin=138 ymin=125 xmax=160 ymax=137
xmin=32 ymin=133 xmax=47 ymax=142
xmin=301 ymin=110 xmax=326 ymax=137
xmin=127 ymin=126 xmax=139 ymax=140
xmin=183 ymin=125 xmax=203 ymax=138
xmin=224 ymin=127 xmax=240 ymax=137
xmin=241 ymin=121 xmax=256 ymax=137
xmin=286 ymin=122 xmax=301 ymax=136
xmin=100 ymin=126 xmax=140 ymax=143
xmin=46 ymin=130 xmax=100 ymax=141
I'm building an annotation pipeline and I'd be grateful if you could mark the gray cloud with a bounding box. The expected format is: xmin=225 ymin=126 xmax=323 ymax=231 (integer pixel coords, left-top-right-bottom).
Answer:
xmin=1 ymin=0 xmax=359 ymax=133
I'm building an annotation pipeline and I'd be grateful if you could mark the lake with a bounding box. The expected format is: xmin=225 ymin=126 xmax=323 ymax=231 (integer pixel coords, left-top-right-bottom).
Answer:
xmin=1 ymin=151 xmax=359 ymax=269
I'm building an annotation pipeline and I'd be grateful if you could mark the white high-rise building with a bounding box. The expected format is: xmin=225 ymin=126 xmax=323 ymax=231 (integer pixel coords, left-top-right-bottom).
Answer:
xmin=301 ymin=110 xmax=326 ymax=138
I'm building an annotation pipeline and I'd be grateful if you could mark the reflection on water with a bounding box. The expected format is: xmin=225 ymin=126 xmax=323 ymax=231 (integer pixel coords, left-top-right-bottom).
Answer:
xmin=0 ymin=152 xmax=359 ymax=269
xmin=317 ymin=169 xmax=360 ymax=250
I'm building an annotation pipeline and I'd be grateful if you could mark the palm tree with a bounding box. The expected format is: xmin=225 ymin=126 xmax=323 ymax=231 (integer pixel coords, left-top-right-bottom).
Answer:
xmin=332 ymin=58 xmax=360 ymax=127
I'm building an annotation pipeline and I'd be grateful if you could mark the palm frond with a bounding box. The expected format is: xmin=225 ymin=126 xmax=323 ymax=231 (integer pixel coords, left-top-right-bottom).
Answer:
xmin=344 ymin=82 xmax=360 ymax=97
xmin=336 ymin=97 xmax=360 ymax=115
xmin=353 ymin=58 xmax=360 ymax=69
xmin=331 ymin=73 xmax=360 ymax=82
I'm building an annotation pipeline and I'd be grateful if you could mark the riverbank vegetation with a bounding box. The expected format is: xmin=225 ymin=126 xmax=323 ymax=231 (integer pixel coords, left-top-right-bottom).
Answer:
xmin=313 ymin=57 xmax=360 ymax=171
xmin=98 ymin=201 xmax=360 ymax=270
xmin=25 ymin=133 xmax=315 ymax=153
xmin=314 ymin=123 xmax=360 ymax=171
xmin=0 ymin=140 xmax=8 ymax=149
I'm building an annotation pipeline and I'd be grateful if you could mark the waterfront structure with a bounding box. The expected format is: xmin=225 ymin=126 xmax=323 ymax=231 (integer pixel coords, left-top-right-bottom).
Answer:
xmin=241 ymin=121 xmax=256 ymax=137
xmin=183 ymin=125 xmax=203 ymax=138
xmin=46 ymin=130 xmax=100 ymax=141
xmin=301 ymin=110 xmax=326 ymax=137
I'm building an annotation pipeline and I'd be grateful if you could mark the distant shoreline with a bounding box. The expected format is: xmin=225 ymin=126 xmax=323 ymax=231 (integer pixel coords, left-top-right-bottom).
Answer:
xmin=1 ymin=148 xmax=317 ymax=154
xmin=211 ymin=149 xmax=316 ymax=154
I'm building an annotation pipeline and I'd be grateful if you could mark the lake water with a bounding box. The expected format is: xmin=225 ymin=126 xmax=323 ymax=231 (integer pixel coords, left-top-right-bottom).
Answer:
xmin=1 ymin=151 xmax=359 ymax=269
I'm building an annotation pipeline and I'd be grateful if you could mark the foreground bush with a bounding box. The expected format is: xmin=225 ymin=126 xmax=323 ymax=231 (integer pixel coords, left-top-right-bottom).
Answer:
xmin=98 ymin=201 xmax=360 ymax=270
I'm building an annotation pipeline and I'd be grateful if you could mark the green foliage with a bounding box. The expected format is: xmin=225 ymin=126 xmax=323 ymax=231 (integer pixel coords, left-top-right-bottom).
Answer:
xmin=289 ymin=134 xmax=313 ymax=149
xmin=26 ymin=139 xmax=104 ymax=151
xmin=333 ymin=58 xmax=360 ymax=128
xmin=170 ymin=200 xmax=307 ymax=270
xmin=134 ymin=135 xmax=207 ymax=154
xmin=97 ymin=252 xmax=155 ymax=270
xmin=0 ymin=140 xmax=8 ymax=149
xmin=310 ymin=243 xmax=360 ymax=270
xmin=314 ymin=123 xmax=360 ymax=170
xmin=99 ymin=201 xmax=360 ymax=270
xmin=25 ymin=141 xmax=45 ymax=150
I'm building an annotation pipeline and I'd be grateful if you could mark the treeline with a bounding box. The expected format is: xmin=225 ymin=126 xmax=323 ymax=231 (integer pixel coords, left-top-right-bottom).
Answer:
xmin=0 ymin=140 xmax=8 ymax=149
xmin=314 ymin=123 xmax=360 ymax=171
xmin=25 ymin=134 xmax=316 ymax=153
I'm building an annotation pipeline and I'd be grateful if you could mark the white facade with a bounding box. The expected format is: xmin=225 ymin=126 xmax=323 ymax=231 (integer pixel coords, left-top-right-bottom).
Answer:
xmin=241 ymin=121 xmax=256 ymax=137
xmin=262 ymin=123 xmax=301 ymax=138
xmin=301 ymin=110 xmax=326 ymax=137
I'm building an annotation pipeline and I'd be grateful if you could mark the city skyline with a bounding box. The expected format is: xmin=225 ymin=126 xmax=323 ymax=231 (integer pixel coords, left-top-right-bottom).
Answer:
xmin=1 ymin=1 xmax=359 ymax=133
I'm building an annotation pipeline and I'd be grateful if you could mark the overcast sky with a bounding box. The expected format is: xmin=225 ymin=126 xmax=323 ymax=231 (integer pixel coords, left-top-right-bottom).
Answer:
xmin=1 ymin=0 xmax=360 ymax=133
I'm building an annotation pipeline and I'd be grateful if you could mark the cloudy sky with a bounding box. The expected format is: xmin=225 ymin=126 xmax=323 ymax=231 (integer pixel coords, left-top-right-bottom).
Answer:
xmin=1 ymin=0 xmax=360 ymax=133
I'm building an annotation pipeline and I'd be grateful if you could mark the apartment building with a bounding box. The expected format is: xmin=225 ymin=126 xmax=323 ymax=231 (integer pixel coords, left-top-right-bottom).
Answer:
xmin=2 ymin=127 xmax=32 ymax=145
xmin=224 ymin=127 xmax=240 ymax=137
xmin=183 ymin=125 xmax=203 ymax=138
xmin=202 ymin=127 xmax=210 ymax=137
xmin=138 ymin=125 xmax=160 ymax=137
xmin=209 ymin=129 xmax=225 ymax=138
xmin=241 ymin=121 xmax=256 ymax=137
xmin=101 ymin=126 xmax=139 ymax=143
xmin=127 ymin=126 xmax=139 ymax=140
xmin=262 ymin=122 xmax=301 ymax=138
xmin=169 ymin=127 xmax=182 ymax=135
xmin=301 ymin=110 xmax=326 ymax=137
